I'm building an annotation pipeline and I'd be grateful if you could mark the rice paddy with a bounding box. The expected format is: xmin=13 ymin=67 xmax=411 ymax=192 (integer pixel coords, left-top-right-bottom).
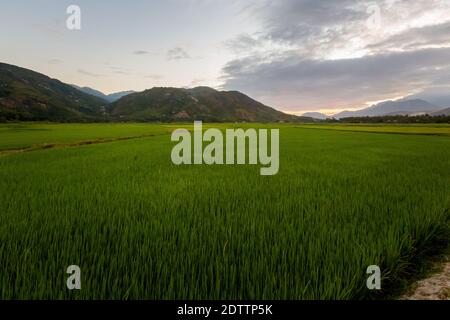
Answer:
xmin=0 ymin=123 xmax=449 ymax=299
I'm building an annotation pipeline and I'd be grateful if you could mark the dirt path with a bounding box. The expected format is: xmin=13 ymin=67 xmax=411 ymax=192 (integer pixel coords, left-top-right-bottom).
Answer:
xmin=401 ymin=259 xmax=450 ymax=300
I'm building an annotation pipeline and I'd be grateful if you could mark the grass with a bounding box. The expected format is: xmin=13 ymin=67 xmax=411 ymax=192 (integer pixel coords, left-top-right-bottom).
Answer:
xmin=0 ymin=123 xmax=449 ymax=299
xmin=0 ymin=123 xmax=172 ymax=151
xmin=296 ymin=123 xmax=450 ymax=136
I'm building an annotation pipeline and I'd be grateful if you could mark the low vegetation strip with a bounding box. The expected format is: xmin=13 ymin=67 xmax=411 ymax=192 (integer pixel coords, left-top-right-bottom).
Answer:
xmin=0 ymin=123 xmax=172 ymax=151
xmin=296 ymin=124 xmax=450 ymax=136
xmin=0 ymin=132 xmax=169 ymax=156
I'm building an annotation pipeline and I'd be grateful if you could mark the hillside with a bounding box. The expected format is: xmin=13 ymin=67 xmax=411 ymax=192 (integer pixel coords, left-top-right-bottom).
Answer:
xmin=109 ymin=86 xmax=302 ymax=122
xmin=0 ymin=63 xmax=106 ymax=121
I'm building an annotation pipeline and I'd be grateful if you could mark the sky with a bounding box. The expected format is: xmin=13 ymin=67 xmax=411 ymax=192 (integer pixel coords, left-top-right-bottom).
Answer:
xmin=1 ymin=0 xmax=450 ymax=115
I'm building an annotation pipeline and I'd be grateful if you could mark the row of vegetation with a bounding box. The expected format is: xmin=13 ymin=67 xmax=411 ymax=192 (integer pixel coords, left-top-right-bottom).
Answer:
xmin=328 ymin=115 xmax=450 ymax=124
xmin=2 ymin=114 xmax=450 ymax=124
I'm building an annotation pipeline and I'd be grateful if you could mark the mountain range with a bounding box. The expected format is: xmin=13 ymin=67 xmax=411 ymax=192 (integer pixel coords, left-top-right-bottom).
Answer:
xmin=71 ymin=85 xmax=135 ymax=103
xmin=0 ymin=62 xmax=304 ymax=122
xmin=1 ymin=62 xmax=448 ymax=123
xmin=109 ymin=86 xmax=299 ymax=122
xmin=405 ymin=90 xmax=450 ymax=108
xmin=0 ymin=63 xmax=106 ymax=121
xmin=301 ymin=112 xmax=330 ymax=120
xmin=430 ymin=107 xmax=450 ymax=116
xmin=303 ymin=99 xmax=450 ymax=119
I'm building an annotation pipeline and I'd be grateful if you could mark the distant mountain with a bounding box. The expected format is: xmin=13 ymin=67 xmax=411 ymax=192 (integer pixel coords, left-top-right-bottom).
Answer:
xmin=0 ymin=63 xmax=106 ymax=121
xmin=71 ymin=85 xmax=107 ymax=100
xmin=302 ymin=112 xmax=329 ymax=120
xmin=334 ymin=99 xmax=440 ymax=119
xmin=430 ymin=107 xmax=450 ymax=116
xmin=405 ymin=90 xmax=450 ymax=108
xmin=72 ymin=85 xmax=135 ymax=102
xmin=109 ymin=86 xmax=302 ymax=122
xmin=105 ymin=91 xmax=135 ymax=103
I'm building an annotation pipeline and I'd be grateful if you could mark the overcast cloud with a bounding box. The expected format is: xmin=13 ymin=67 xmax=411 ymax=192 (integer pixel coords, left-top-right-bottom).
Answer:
xmin=222 ymin=0 xmax=450 ymax=112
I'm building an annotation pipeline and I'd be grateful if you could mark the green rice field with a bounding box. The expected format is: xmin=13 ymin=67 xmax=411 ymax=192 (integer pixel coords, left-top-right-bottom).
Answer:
xmin=0 ymin=123 xmax=449 ymax=299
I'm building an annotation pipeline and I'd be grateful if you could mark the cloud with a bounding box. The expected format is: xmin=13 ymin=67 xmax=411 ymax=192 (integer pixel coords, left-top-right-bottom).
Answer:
xmin=222 ymin=0 xmax=450 ymax=111
xmin=224 ymin=34 xmax=261 ymax=54
xmin=106 ymin=65 xmax=135 ymax=75
xmin=244 ymin=0 xmax=450 ymax=59
xmin=368 ymin=21 xmax=450 ymax=52
xmin=144 ymin=74 xmax=163 ymax=80
xmin=167 ymin=47 xmax=191 ymax=60
xmin=133 ymin=50 xmax=150 ymax=55
xmin=48 ymin=59 xmax=62 ymax=64
xmin=77 ymin=69 xmax=102 ymax=77
xmin=223 ymin=48 xmax=450 ymax=111
xmin=190 ymin=78 xmax=206 ymax=86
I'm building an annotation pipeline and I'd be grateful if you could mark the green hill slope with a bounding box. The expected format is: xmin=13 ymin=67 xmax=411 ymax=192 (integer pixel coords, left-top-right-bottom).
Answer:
xmin=0 ymin=63 xmax=306 ymax=123
xmin=109 ymin=86 xmax=301 ymax=122
xmin=0 ymin=63 xmax=107 ymax=121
